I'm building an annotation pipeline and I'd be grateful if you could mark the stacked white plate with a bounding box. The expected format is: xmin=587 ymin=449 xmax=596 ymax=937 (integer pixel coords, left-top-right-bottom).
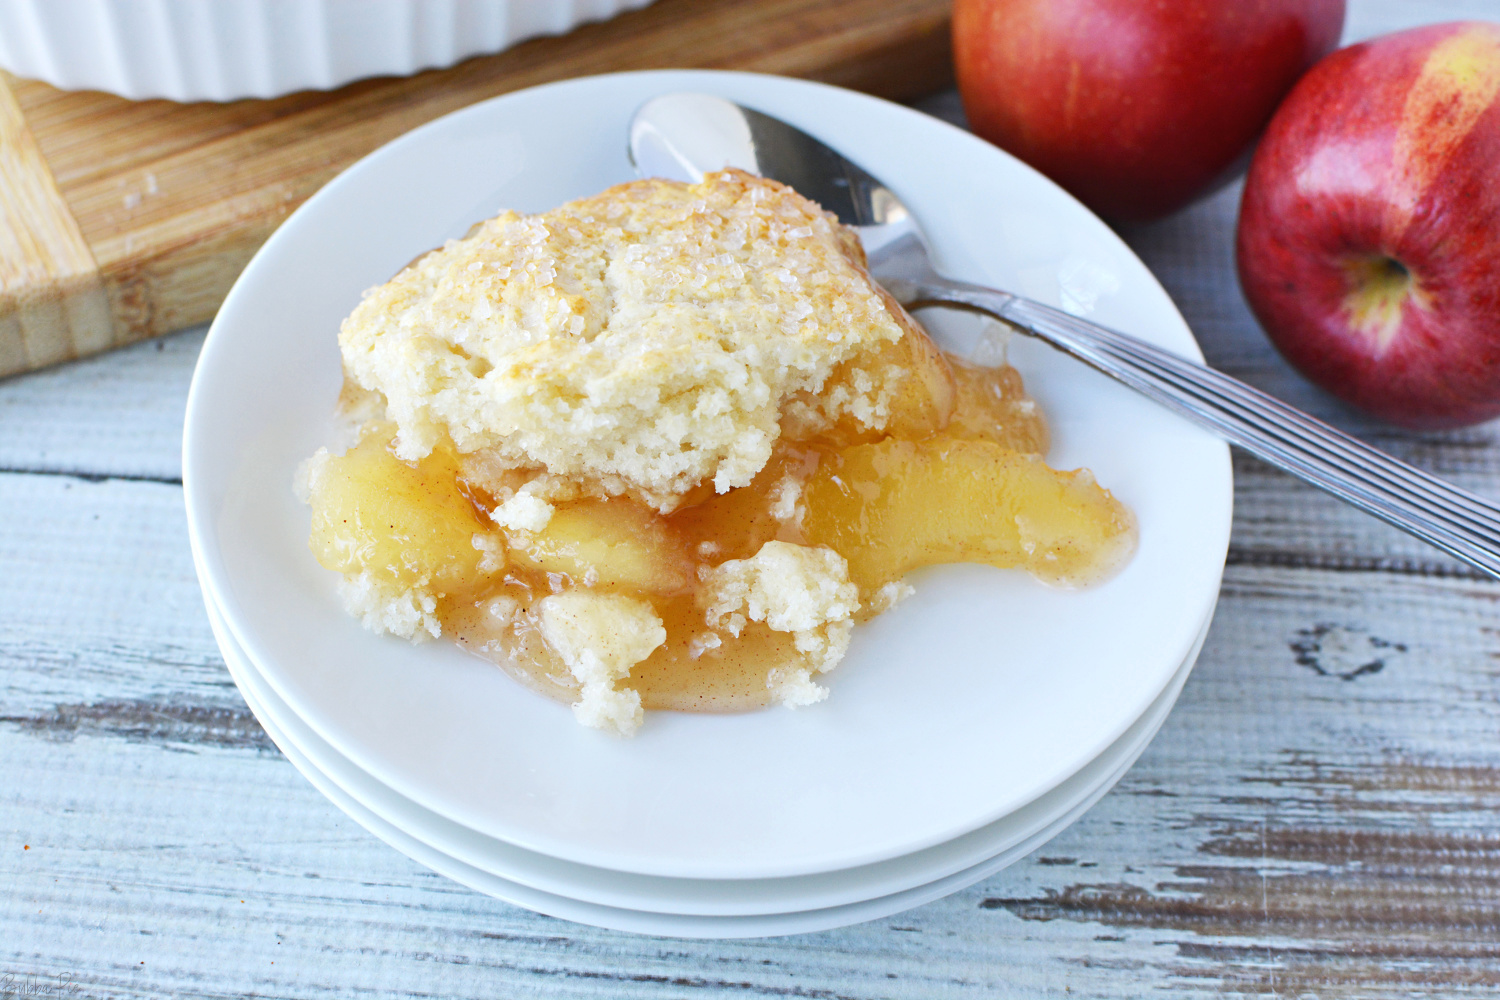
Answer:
xmin=183 ymin=70 xmax=1233 ymax=938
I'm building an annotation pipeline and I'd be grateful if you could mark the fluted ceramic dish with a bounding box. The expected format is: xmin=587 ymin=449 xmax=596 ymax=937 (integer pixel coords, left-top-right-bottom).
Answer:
xmin=0 ymin=0 xmax=655 ymax=101
xmin=183 ymin=70 xmax=1233 ymax=882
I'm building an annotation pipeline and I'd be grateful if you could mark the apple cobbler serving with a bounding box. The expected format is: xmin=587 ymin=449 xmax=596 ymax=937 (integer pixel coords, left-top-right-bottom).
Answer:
xmin=297 ymin=169 xmax=1136 ymax=735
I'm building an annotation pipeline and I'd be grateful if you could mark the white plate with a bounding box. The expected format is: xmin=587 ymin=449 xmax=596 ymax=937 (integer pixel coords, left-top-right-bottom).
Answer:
xmin=208 ymin=590 xmax=1205 ymax=935
xmin=205 ymin=585 xmax=1211 ymax=917
xmin=184 ymin=69 xmax=1232 ymax=879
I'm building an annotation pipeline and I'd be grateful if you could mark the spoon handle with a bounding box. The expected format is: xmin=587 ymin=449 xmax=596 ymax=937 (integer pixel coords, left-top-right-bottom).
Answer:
xmin=924 ymin=282 xmax=1500 ymax=579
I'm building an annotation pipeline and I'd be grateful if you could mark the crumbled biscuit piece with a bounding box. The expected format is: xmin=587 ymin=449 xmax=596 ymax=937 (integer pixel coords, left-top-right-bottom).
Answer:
xmin=336 ymin=570 xmax=440 ymax=641
xmin=767 ymin=663 xmax=832 ymax=707
xmin=868 ymin=580 xmax=916 ymax=614
xmin=700 ymin=541 xmax=860 ymax=706
xmin=471 ymin=533 xmax=508 ymax=574
xmin=768 ymin=472 xmax=804 ymax=524
xmin=292 ymin=447 xmax=330 ymax=505
xmin=537 ymin=591 xmax=666 ymax=735
xmin=338 ymin=170 xmax=910 ymax=511
xmin=491 ymin=491 xmax=554 ymax=532
xmin=687 ymin=631 xmax=723 ymax=660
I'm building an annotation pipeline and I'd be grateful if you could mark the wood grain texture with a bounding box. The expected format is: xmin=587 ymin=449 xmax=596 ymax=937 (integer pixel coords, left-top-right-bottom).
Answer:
xmin=0 ymin=77 xmax=113 ymax=376
xmin=0 ymin=0 xmax=952 ymax=379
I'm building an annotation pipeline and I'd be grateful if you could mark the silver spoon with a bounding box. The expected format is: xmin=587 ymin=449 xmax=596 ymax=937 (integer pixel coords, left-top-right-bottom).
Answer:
xmin=628 ymin=92 xmax=1500 ymax=580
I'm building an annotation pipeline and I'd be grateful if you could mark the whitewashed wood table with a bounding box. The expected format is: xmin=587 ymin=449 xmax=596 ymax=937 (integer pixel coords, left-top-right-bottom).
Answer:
xmin=5 ymin=3 xmax=1499 ymax=996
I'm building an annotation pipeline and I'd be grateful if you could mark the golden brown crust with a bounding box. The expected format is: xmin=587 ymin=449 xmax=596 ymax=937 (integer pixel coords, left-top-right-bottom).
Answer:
xmin=338 ymin=169 xmax=914 ymax=511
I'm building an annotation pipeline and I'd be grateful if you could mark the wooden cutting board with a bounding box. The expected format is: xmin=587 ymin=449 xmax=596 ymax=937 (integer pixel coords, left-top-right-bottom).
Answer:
xmin=0 ymin=0 xmax=951 ymax=379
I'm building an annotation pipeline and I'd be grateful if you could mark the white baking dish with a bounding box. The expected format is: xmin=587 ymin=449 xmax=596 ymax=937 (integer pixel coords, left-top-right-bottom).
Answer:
xmin=0 ymin=0 xmax=656 ymax=102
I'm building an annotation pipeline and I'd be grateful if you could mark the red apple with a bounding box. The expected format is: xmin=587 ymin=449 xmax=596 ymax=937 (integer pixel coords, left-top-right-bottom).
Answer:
xmin=953 ymin=0 xmax=1346 ymax=222
xmin=1237 ymin=22 xmax=1500 ymax=430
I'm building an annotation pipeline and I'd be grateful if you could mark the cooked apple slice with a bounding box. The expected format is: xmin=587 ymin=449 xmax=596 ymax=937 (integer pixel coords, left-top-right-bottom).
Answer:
xmin=308 ymin=427 xmax=492 ymax=592
xmin=508 ymin=499 xmax=692 ymax=593
xmin=800 ymin=436 xmax=1135 ymax=590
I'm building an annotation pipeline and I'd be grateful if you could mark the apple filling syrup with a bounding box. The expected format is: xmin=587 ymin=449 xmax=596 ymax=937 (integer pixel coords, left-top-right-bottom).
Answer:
xmin=303 ymin=170 xmax=1140 ymax=735
xmin=306 ymin=345 xmax=1136 ymax=720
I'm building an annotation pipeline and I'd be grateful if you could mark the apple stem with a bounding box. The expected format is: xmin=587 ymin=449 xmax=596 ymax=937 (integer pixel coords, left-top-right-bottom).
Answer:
xmin=1342 ymin=255 xmax=1419 ymax=353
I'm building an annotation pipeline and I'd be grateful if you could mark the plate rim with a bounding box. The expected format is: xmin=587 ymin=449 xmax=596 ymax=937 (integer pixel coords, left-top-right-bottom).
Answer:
xmin=202 ymin=580 xmax=1213 ymax=915
xmin=218 ymin=597 xmax=1204 ymax=937
xmin=183 ymin=68 xmax=1234 ymax=879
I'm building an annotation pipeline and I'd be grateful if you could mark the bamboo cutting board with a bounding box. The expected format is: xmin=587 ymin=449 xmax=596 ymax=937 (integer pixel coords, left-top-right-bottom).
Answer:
xmin=0 ymin=0 xmax=952 ymax=379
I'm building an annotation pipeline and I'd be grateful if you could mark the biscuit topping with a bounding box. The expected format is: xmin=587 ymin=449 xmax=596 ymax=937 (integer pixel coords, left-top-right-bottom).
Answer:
xmin=340 ymin=170 xmax=907 ymax=511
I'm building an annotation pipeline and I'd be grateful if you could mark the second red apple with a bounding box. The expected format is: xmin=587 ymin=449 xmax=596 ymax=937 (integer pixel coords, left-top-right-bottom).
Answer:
xmin=953 ymin=0 xmax=1346 ymax=222
xmin=1237 ymin=22 xmax=1500 ymax=430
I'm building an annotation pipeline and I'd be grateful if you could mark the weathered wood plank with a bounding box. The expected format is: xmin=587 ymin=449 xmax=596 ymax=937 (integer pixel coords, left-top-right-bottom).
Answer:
xmin=4 ymin=464 xmax=1500 ymax=997
xmin=979 ymin=564 xmax=1500 ymax=997
xmin=0 ymin=326 xmax=201 ymax=482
